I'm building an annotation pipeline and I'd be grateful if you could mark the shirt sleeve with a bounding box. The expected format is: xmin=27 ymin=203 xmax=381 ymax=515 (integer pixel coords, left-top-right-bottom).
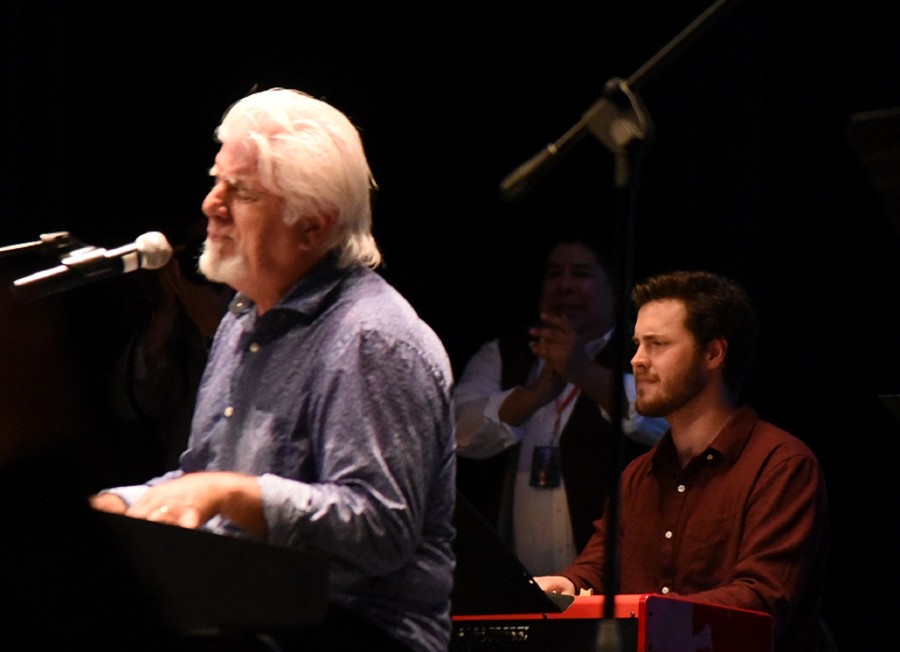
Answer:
xmin=259 ymin=329 xmax=454 ymax=577
xmin=557 ymin=510 xmax=609 ymax=591
xmin=453 ymin=339 xmax=523 ymax=459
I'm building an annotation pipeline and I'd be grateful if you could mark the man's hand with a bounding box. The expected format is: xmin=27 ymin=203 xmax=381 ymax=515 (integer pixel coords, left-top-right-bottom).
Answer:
xmin=529 ymin=313 xmax=591 ymax=385
xmin=124 ymin=473 xmax=221 ymax=529
xmin=535 ymin=575 xmax=576 ymax=596
xmin=529 ymin=312 xmax=617 ymax=414
xmin=497 ymin=330 xmax=567 ymax=426
xmin=90 ymin=492 xmax=128 ymax=514
xmin=99 ymin=472 xmax=266 ymax=538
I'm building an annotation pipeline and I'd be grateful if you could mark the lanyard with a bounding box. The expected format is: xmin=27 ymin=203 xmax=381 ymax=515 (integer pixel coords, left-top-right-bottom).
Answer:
xmin=551 ymin=385 xmax=580 ymax=443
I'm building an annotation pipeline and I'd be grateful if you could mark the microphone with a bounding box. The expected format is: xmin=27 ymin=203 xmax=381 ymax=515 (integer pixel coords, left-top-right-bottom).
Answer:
xmin=11 ymin=231 xmax=173 ymax=300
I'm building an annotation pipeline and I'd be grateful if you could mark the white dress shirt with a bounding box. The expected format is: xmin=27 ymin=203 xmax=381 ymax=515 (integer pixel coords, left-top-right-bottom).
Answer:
xmin=454 ymin=332 xmax=667 ymax=575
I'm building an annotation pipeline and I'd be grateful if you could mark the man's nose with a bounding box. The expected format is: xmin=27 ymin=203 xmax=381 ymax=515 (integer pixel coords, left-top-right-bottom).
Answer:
xmin=202 ymin=183 xmax=228 ymax=220
xmin=630 ymin=345 xmax=646 ymax=371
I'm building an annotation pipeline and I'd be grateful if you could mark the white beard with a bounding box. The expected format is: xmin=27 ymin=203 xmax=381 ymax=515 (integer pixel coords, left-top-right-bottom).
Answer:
xmin=198 ymin=239 xmax=248 ymax=287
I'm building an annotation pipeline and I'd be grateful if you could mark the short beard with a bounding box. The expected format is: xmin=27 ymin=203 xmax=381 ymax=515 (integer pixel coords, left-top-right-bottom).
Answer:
xmin=635 ymin=354 xmax=707 ymax=417
xmin=198 ymin=239 xmax=248 ymax=287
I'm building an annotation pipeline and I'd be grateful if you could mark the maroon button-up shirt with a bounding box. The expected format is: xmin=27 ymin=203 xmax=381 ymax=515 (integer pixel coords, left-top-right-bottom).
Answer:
xmin=560 ymin=405 xmax=829 ymax=652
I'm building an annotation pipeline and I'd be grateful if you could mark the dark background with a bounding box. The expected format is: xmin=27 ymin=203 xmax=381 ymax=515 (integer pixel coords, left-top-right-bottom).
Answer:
xmin=2 ymin=1 xmax=899 ymax=649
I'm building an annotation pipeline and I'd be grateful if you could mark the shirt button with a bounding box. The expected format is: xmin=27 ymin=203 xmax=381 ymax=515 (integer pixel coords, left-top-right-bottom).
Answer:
xmin=665 ymin=530 xmax=673 ymax=539
xmin=249 ymin=342 xmax=260 ymax=353
xmin=224 ymin=406 xmax=234 ymax=417
xmin=677 ymin=484 xmax=686 ymax=493
xmin=706 ymin=453 xmax=714 ymax=461
xmin=661 ymin=587 xmax=670 ymax=594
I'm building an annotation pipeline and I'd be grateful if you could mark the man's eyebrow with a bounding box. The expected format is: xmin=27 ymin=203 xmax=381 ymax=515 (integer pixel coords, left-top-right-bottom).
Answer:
xmin=207 ymin=168 xmax=252 ymax=189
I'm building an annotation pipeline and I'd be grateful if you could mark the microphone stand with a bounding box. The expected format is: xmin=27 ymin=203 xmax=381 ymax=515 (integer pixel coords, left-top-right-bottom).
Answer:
xmin=0 ymin=231 xmax=81 ymax=260
xmin=497 ymin=1 xmax=744 ymax=650
xmin=593 ymin=76 xmax=651 ymax=652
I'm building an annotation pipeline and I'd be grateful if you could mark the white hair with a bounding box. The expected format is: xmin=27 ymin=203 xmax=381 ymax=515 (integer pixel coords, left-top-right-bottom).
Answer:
xmin=215 ymin=88 xmax=381 ymax=268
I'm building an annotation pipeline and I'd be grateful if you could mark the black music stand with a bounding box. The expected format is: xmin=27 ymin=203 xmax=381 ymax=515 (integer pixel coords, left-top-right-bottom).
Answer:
xmin=451 ymin=490 xmax=573 ymax=616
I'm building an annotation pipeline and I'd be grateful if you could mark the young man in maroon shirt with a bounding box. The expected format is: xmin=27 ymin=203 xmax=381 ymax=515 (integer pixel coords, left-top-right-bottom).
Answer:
xmin=536 ymin=270 xmax=830 ymax=652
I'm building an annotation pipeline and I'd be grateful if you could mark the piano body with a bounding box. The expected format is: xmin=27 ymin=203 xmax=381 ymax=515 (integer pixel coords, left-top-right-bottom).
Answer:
xmin=92 ymin=510 xmax=330 ymax=635
xmin=0 ymin=505 xmax=329 ymax=650
xmin=452 ymin=593 xmax=774 ymax=652
xmin=450 ymin=491 xmax=773 ymax=651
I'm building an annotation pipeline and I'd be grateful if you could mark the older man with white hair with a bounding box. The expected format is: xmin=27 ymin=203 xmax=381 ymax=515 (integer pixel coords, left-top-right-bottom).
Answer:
xmin=92 ymin=88 xmax=456 ymax=652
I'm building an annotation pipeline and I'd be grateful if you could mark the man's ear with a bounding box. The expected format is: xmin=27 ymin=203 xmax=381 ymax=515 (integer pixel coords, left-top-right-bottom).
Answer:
xmin=705 ymin=337 xmax=728 ymax=370
xmin=297 ymin=209 xmax=337 ymax=250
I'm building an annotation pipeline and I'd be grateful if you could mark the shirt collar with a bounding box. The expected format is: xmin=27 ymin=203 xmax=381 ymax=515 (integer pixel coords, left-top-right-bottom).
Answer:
xmin=651 ymin=404 xmax=759 ymax=471
xmin=228 ymin=251 xmax=350 ymax=320
xmin=707 ymin=404 xmax=760 ymax=462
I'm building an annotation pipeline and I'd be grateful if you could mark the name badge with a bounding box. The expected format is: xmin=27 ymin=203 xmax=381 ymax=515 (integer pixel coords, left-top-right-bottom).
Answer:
xmin=530 ymin=446 xmax=562 ymax=488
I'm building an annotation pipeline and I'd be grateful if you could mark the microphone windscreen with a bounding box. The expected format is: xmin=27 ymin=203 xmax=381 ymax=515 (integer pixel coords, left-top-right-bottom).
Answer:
xmin=136 ymin=232 xmax=173 ymax=270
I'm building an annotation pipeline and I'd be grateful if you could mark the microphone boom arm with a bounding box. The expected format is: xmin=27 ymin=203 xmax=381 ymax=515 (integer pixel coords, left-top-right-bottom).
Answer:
xmin=499 ymin=0 xmax=741 ymax=199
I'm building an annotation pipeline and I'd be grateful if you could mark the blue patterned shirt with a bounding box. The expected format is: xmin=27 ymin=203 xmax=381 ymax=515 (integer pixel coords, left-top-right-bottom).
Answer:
xmin=115 ymin=254 xmax=456 ymax=652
